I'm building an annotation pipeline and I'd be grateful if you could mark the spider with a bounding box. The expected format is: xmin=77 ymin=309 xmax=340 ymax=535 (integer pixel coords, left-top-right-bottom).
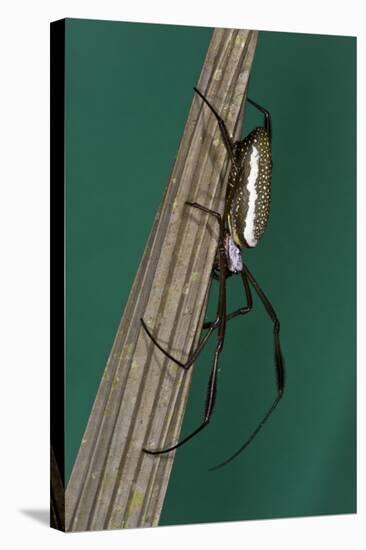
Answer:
xmin=141 ymin=87 xmax=285 ymax=471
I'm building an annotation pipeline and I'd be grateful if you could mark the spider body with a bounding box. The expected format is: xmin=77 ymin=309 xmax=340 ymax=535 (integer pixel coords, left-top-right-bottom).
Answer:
xmin=226 ymin=127 xmax=272 ymax=250
xmin=141 ymin=87 xmax=285 ymax=470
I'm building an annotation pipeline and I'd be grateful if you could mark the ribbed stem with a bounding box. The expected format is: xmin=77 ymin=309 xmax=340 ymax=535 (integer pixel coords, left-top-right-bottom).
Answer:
xmin=65 ymin=28 xmax=258 ymax=532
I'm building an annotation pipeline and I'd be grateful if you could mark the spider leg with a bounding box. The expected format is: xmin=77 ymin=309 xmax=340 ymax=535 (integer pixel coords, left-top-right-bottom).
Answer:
xmin=243 ymin=263 xmax=285 ymax=392
xmin=185 ymin=201 xmax=222 ymax=221
xmin=140 ymin=317 xmax=217 ymax=371
xmin=247 ymin=98 xmax=272 ymax=142
xmin=208 ymin=263 xmax=285 ymax=471
xmin=142 ymin=337 xmax=224 ymax=456
xmin=226 ymin=270 xmax=253 ymax=320
xmin=143 ymin=207 xmax=227 ymax=456
xmin=194 ymin=87 xmax=238 ymax=169
xmin=140 ymin=202 xmax=222 ymax=369
xmin=203 ymin=270 xmax=253 ymax=328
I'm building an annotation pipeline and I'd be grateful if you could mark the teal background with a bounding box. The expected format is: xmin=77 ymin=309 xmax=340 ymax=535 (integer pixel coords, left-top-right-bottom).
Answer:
xmin=65 ymin=19 xmax=356 ymax=525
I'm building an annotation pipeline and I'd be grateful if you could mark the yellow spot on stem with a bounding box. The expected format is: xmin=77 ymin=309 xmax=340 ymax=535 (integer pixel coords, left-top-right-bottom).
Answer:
xmin=213 ymin=68 xmax=222 ymax=81
xmin=128 ymin=488 xmax=144 ymax=514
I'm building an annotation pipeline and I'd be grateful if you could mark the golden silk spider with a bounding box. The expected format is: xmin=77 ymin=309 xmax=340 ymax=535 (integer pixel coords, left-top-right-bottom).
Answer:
xmin=141 ymin=87 xmax=285 ymax=471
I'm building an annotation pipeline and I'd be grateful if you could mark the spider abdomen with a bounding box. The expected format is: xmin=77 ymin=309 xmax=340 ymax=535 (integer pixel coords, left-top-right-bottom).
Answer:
xmin=225 ymin=127 xmax=272 ymax=249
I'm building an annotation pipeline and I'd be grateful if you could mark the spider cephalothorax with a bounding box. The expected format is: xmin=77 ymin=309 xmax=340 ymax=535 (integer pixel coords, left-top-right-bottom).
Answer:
xmin=224 ymin=233 xmax=243 ymax=273
xmin=141 ymin=87 xmax=284 ymax=471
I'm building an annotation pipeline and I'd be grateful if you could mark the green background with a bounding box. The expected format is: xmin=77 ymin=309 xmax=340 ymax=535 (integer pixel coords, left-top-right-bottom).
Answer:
xmin=65 ymin=19 xmax=356 ymax=525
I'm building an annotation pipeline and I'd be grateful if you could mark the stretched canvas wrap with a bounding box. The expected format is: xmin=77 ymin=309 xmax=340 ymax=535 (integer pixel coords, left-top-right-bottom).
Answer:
xmin=51 ymin=17 xmax=356 ymax=532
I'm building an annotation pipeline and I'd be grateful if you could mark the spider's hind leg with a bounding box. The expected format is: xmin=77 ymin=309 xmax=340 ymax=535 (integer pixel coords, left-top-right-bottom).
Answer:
xmin=208 ymin=262 xmax=285 ymax=471
xmin=143 ymin=333 xmax=224 ymax=456
xmin=140 ymin=317 xmax=215 ymax=371
xmin=141 ymin=201 xmax=223 ymax=371
xmin=144 ymin=218 xmax=228 ymax=456
xmin=203 ymin=269 xmax=253 ymax=328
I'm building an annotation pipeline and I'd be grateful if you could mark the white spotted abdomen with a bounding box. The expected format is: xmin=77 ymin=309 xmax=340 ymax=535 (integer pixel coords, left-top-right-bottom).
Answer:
xmin=225 ymin=127 xmax=272 ymax=249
